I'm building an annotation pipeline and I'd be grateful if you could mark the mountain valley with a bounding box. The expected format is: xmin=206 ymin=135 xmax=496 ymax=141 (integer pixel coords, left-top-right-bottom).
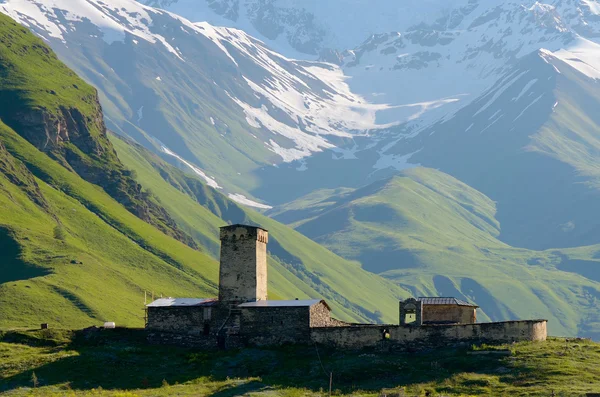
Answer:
xmin=1 ymin=0 xmax=600 ymax=340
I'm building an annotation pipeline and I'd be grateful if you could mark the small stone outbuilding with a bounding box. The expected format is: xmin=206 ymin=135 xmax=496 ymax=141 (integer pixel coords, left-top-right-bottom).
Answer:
xmin=238 ymin=299 xmax=345 ymax=345
xmin=418 ymin=297 xmax=478 ymax=324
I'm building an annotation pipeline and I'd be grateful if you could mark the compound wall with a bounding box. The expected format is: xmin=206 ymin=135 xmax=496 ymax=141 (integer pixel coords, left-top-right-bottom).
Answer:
xmin=311 ymin=320 xmax=547 ymax=350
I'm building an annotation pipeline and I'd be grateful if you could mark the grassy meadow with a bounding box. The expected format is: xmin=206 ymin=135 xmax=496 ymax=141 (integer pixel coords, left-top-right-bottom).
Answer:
xmin=1 ymin=329 xmax=599 ymax=396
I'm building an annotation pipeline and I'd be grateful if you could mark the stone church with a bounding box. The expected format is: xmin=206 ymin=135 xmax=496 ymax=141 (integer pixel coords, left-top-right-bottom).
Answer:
xmin=146 ymin=224 xmax=547 ymax=350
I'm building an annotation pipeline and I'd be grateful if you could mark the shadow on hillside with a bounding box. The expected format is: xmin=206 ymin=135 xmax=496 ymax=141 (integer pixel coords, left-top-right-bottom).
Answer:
xmin=0 ymin=227 xmax=50 ymax=284
xmin=0 ymin=328 xmax=521 ymax=394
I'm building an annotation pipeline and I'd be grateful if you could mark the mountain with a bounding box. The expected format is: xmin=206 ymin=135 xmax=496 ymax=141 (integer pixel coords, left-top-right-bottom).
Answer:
xmin=389 ymin=48 xmax=600 ymax=251
xmin=4 ymin=0 xmax=600 ymax=338
xmin=0 ymin=0 xmax=392 ymax=209
xmin=269 ymin=168 xmax=600 ymax=338
xmin=142 ymin=0 xmax=458 ymax=55
xmin=142 ymin=1 xmax=600 ymax=124
xmin=0 ymin=12 xmax=409 ymax=328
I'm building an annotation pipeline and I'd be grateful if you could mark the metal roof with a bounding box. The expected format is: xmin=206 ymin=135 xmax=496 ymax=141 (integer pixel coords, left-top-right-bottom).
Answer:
xmin=417 ymin=297 xmax=478 ymax=307
xmin=237 ymin=299 xmax=326 ymax=308
xmin=146 ymin=298 xmax=217 ymax=307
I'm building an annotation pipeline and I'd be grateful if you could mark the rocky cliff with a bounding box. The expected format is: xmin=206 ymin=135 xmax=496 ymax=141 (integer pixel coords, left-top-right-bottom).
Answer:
xmin=0 ymin=16 xmax=196 ymax=248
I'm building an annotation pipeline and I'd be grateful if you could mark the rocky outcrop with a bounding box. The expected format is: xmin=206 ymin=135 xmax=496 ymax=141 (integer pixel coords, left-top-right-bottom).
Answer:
xmin=0 ymin=138 xmax=49 ymax=211
xmin=1 ymin=93 xmax=197 ymax=249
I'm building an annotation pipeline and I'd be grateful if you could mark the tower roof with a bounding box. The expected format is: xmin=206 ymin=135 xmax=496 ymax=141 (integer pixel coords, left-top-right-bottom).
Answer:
xmin=220 ymin=224 xmax=268 ymax=232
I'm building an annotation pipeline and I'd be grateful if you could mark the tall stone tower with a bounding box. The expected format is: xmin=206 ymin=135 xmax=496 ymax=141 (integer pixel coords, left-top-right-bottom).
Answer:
xmin=218 ymin=224 xmax=268 ymax=303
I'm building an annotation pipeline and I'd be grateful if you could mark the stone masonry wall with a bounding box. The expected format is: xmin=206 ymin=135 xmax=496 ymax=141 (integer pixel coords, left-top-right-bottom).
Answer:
xmin=422 ymin=305 xmax=476 ymax=324
xmin=311 ymin=320 xmax=547 ymax=350
xmin=146 ymin=306 xmax=229 ymax=336
xmin=219 ymin=226 xmax=268 ymax=303
xmin=310 ymin=302 xmax=348 ymax=327
xmin=240 ymin=306 xmax=311 ymax=346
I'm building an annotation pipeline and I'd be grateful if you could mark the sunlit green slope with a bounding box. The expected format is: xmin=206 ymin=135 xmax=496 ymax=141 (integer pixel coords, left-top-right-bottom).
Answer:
xmin=270 ymin=167 xmax=600 ymax=338
xmin=111 ymin=136 xmax=409 ymax=323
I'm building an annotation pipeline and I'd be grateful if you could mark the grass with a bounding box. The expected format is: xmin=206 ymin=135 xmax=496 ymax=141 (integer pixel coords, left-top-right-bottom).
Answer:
xmin=0 ymin=117 xmax=221 ymax=328
xmin=270 ymin=168 xmax=600 ymax=338
xmin=0 ymin=12 xmax=195 ymax=246
xmin=1 ymin=329 xmax=600 ymax=396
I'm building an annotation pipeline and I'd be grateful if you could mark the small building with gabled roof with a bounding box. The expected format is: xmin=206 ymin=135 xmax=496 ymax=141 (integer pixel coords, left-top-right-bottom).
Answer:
xmin=417 ymin=297 xmax=478 ymax=325
xmin=238 ymin=299 xmax=346 ymax=345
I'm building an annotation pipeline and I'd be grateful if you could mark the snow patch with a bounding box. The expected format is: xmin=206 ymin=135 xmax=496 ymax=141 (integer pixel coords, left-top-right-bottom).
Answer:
xmin=160 ymin=146 xmax=222 ymax=189
xmin=0 ymin=0 xmax=184 ymax=59
xmin=512 ymin=79 xmax=538 ymax=102
xmin=228 ymin=194 xmax=272 ymax=209
xmin=514 ymin=94 xmax=545 ymax=121
xmin=137 ymin=106 xmax=144 ymax=124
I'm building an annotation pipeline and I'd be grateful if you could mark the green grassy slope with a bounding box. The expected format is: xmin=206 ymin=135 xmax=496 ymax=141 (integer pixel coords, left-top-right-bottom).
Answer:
xmin=270 ymin=167 xmax=600 ymax=338
xmin=1 ymin=329 xmax=600 ymax=396
xmin=111 ymin=136 xmax=409 ymax=323
xmin=0 ymin=12 xmax=408 ymax=327
xmin=0 ymin=14 xmax=195 ymax=247
xmin=0 ymin=120 xmax=219 ymax=329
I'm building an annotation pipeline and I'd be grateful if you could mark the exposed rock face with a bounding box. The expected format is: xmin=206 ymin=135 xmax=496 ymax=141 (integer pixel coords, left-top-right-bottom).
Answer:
xmin=10 ymin=105 xmax=112 ymax=162
xmin=0 ymin=139 xmax=49 ymax=210
xmin=0 ymin=81 xmax=197 ymax=249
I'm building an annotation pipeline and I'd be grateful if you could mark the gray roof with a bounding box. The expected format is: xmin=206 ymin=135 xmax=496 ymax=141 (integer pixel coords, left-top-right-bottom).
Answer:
xmin=417 ymin=297 xmax=478 ymax=307
xmin=220 ymin=224 xmax=268 ymax=232
xmin=237 ymin=299 xmax=326 ymax=308
xmin=146 ymin=298 xmax=217 ymax=307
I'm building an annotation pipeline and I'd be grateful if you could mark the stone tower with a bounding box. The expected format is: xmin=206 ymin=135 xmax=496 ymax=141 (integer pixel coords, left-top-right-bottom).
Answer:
xmin=218 ymin=224 xmax=268 ymax=303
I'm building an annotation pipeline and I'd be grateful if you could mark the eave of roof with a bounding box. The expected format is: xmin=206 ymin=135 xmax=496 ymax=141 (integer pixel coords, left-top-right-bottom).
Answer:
xmin=146 ymin=298 xmax=218 ymax=307
xmin=417 ymin=297 xmax=478 ymax=307
xmin=237 ymin=299 xmax=328 ymax=309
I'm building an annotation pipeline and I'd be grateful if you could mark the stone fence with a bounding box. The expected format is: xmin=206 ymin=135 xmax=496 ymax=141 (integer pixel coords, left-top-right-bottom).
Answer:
xmin=311 ymin=320 xmax=547 ymax=350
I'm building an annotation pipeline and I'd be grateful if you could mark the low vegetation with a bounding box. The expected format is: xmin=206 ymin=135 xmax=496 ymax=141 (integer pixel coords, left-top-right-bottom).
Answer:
xmin=1 ymin=329 xmax=599 ymax=396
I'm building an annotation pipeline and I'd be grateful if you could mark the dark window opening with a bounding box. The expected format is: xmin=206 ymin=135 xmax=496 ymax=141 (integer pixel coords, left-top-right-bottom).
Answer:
xmin=203 ymin=323 xmax=210 ymax=336
xmin=404 ymin=303 xmax=417 ymax=324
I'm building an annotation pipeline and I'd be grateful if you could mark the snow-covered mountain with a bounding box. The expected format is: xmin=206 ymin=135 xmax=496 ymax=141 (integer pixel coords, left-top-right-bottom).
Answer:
xmin=143 ymin=0 xmax=460 ymax=56
xmin=5 ymin=0 xmax=600 ymax=220
xmin=0 ymin=0 xmax=390 ymax=207
xmin=144 ymin=0 xmax=600 ymax=130
xmin=336 ymin=0 xmax=600 ymax=124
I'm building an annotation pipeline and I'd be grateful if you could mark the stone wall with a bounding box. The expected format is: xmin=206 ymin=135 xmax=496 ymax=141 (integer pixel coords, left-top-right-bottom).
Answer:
xmin=309 ymin=301 xmax=347 ymax=327
xmin=219 ymin=225 xmax=268 ymax=303
xmin=146 ymin=306 xmax=229 ymax=336
xmin=422 ymin=305 xmax=476 ymax=324
xmin=240 ymin=306 xmax=311 ymax=346
xmin=311 ymin=320 xmax=547 ymax=350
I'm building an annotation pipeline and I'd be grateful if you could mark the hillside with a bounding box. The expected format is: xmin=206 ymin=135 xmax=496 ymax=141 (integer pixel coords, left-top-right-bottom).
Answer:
xmin=1 ymin=329 xmax=600 ymax=396
xmin=270 ymin=168 xmax=600 ymax=338
xmin=110 ymin=135 xmax=409 ymax=323
xmin=2 ymin=0 xmax=600 ymax=340
xmin=0 ymin=11 xmax=408 ymax=327
xmin=0 ymin=14 xmax=194 ymax=246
